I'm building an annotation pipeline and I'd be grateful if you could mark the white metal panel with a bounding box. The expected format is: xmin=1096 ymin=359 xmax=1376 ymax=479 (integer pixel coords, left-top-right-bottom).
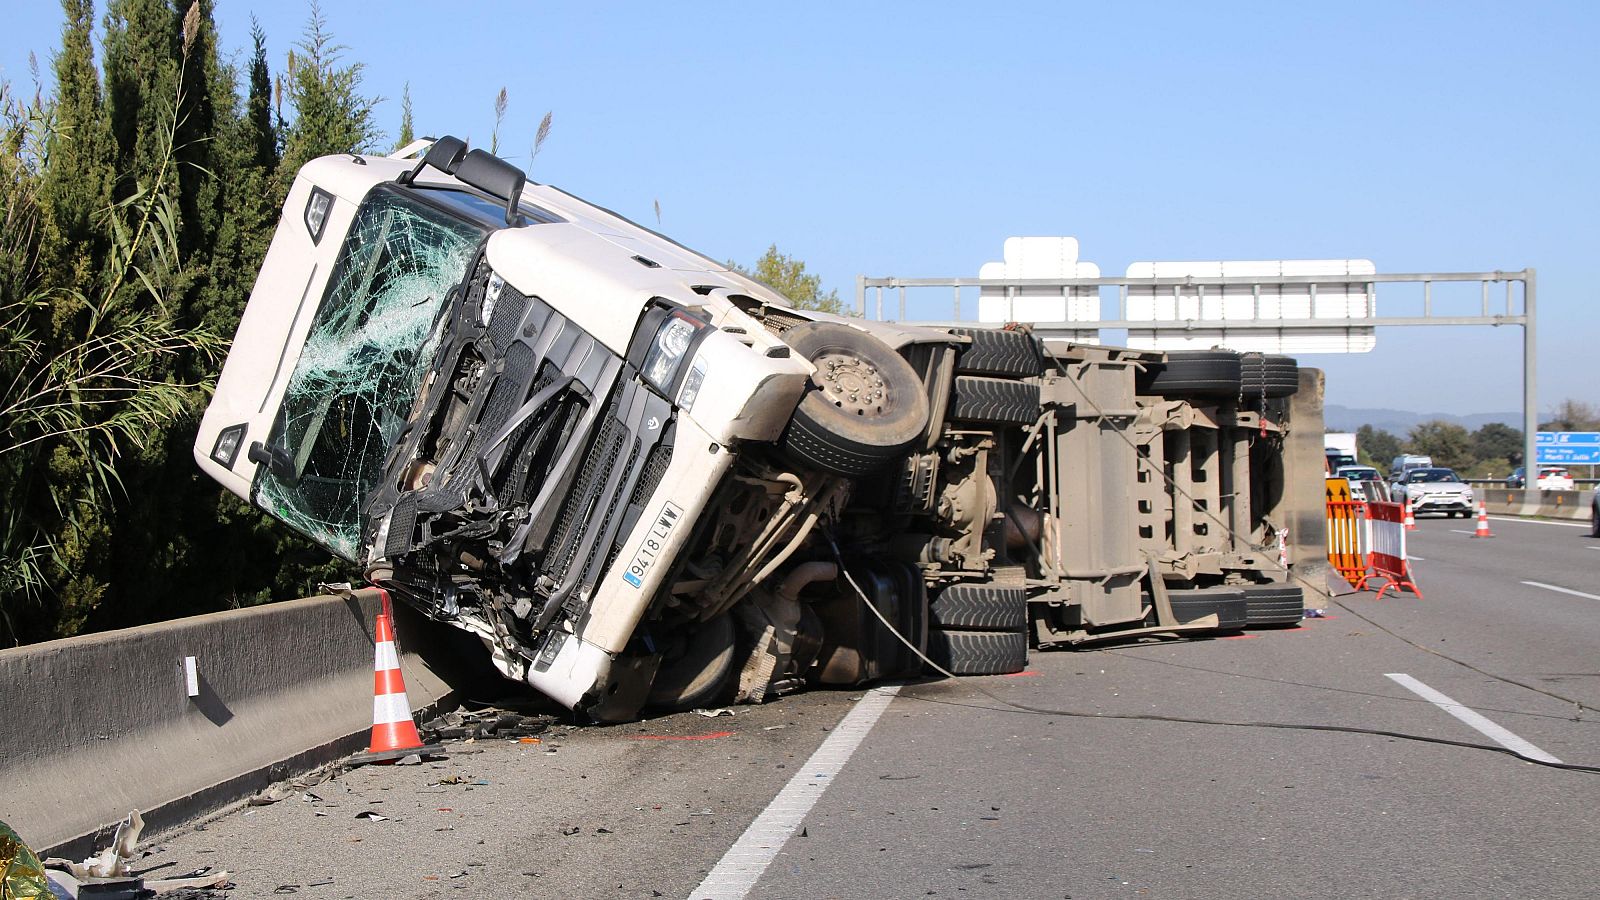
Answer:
xmin=978 ymin=237 xmax=1102 ymax=342
xmin=1124 ymin=259 xmax=1377 ymax=353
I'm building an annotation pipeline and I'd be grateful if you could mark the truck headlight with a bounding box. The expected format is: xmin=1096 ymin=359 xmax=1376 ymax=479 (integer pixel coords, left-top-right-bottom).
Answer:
xmin=642 ymin=311 xmax=705 ymax=393
xmin=210 ymin=423 xmax=247 ymax=467
xmin=304 ymin=187 xmax=333 ymax=243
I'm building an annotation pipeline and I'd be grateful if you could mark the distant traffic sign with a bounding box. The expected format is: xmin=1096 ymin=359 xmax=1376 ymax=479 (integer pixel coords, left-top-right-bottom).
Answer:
xmin=1536 ymin=432 xmax=1600 ymax=464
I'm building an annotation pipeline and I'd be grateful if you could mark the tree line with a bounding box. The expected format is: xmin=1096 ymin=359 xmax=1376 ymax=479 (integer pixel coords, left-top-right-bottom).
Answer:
xmin=0 ymin=0 xmax=387 ymax=645
xmin=1344 ymin=399 xmax=1600 ymax=478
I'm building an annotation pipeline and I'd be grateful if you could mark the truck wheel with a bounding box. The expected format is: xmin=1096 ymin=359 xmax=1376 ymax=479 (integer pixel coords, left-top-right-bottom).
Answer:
xmin=949 ymin=376 xmax=1040 ymax=426
xmin=1165 ymin=586 xmax=1247 ymax=633
xmin=1591 ymin=503 xmax=1599 ymax=538
xmin=949 ymin=328 xmax=1044 ymax=378
xmin=925 ymin=628 xmax=1027 ymax=675
xmin=646 ymin=614 xmax=737 ymax=712
xmin=1135 ymin=350 xmax=1242 ymax=398
xmin=780 ymin=323 xmax=930 ymax=477
xmin=929 ymin=584 xmax=1028 ymax=631
xmin=1240 ymin=584 xmax=1303 ymax=627
xmin=1240 ymin=354 xmax=1300 ymax=398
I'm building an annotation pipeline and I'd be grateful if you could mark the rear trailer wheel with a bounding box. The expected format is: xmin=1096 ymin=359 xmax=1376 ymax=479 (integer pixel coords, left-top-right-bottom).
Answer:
xmin=949 ymin=376 xmax=1040 ymax=426
xmin=1135 ymin=350 xmax=1242 ymax=398
xmin=925 ymin=628 xmax=1027 ymax=676
xmin=1240 ymin=354 xmax=1300 ymax=399
xmin=949 ymin=327 xmax=1044 ymax=378
xmin=929 ymin=583 xmax=1028 ymax=631
xmin=646 ymin=614 xmax=738 ymax=712
xmin=1592 ymin=503 xmax=1599 ymax=538
xmin=779 ymin=323 xmax=930 ymax=477
xmin=1240 ymin=584 xmax=1304 ymax=627
xmin=1166 ymin=586 xmax=1247 ymax=633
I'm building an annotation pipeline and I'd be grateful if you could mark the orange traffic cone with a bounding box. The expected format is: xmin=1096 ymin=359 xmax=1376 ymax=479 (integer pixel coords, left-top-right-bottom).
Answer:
xmin=1404 ymin=496 xmax=1417 ymax=531
xmin=1471 ymin=501 xmax=1495 ymax=538
xmin=350 ymin=590 xmax=442 ymax=765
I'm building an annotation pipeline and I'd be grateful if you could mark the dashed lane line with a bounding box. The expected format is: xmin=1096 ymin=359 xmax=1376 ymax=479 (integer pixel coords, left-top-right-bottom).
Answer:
xmin=1520 ymin=581 xmax=1600 ymax=602
xmin=1485 ymin=515 xmax=1588 ymax=528
xmin=1385 ymin=673 xmax=1562 ymax=764
xmin=688 ymin=685 xmax=901 ymax=900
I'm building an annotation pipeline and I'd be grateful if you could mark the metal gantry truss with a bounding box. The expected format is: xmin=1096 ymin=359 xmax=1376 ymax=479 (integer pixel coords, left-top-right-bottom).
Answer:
xmin=857 ymin=268 xmax=1540 ymax=504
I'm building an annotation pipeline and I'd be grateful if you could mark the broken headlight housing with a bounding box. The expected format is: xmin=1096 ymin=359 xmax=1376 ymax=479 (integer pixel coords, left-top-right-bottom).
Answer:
xmin=641 ymin=310 xmax=706 ymax=394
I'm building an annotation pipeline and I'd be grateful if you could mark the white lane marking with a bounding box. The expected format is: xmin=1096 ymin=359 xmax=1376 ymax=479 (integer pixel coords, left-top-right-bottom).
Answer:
xmin=1521 ymin=581 xmax=1600 ymax=602
xmin=1448 ymin=530 xmax=1474 ymax=535
xmin=1408 ymin=555 xmax=1427 ymax=561
xmin=1586 ymin=546 xmax=1600 ymax=551
xmin=1486 ymin=515 xmax=1588 ymax=528
xmin=690 ymin=685 xmax=901 ymax=900
xmin=1385 ymin=673 xmax=1561 ymax=764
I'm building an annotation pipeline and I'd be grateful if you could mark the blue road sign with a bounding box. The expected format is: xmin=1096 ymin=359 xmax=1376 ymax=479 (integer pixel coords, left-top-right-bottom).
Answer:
xmin=1537 ymin=432 xmax=1600 ymax=464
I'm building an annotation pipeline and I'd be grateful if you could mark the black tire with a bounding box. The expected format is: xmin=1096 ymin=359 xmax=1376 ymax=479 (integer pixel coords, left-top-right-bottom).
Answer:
xmin=779 ymin=323 xmax=931 ymax=477
xmin=929 ymin=584 xmax=1028 ymax=632
xmin=1135 ymin=350 xmax=1243 ymax=398
xmin=948 ymin=328 xmax=1044 ymax=378
xmin=1166 ymin=586 xmax=1247 ymax=632
xmin=646 ymin=615 xmax=737 ymax=712
xmin=949 ymin=376 xmax=1040 ymax=426
xmin=1240 ymin=584 xmax=1304 ymax=627
xmin=1240 ymin=354 xmax=1299 ymax=399
xmin=1590 ymin=502 xmax=1599 ymax=538
xmin=925 ymin=628 xmax=1027 ymax=675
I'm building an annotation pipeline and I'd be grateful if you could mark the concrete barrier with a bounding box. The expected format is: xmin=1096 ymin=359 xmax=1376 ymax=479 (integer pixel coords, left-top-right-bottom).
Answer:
xmin=1480 ymin=488 xmax=1594 ymax=521
xmin=0 ymin=589 xmax=497 ymax=856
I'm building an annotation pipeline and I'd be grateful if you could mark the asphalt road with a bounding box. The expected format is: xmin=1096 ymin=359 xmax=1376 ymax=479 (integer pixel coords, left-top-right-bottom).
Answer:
xmin=142 ymin=515 xmax=1600 ymax=899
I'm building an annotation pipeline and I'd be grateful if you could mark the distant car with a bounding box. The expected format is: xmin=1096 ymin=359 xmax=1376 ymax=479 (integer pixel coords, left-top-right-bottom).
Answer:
xmin=1392 ymin=467 xmax=1474 ymax=517
xmin=1505 ymin=467 xmax=1575 ymax=490
xmin=1334 ymin=465 xmax=1383 ymax=502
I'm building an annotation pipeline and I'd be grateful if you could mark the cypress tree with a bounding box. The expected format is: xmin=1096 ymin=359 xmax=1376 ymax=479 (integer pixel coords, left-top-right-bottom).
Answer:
xmin=395 ymin=81 xmax=413 ymax=151
xmin=277 ymin=2 xmax=380 ymax=191
xmin=37 ymin=0 xmax=114 ymax=303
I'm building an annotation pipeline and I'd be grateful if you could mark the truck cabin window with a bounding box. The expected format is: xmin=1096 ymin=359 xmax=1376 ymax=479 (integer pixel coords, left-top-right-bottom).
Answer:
xmin=254 ymin=184 xmax=486 ymax=559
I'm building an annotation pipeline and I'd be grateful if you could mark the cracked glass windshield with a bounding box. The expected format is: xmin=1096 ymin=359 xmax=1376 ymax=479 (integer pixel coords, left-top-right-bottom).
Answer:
xmin=256 ymin=185 xmax=485 ymax=560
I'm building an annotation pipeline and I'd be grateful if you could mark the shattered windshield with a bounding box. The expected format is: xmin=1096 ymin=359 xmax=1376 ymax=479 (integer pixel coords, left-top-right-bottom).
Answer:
xmin=255 ymin=185 xmax=485 ymax=560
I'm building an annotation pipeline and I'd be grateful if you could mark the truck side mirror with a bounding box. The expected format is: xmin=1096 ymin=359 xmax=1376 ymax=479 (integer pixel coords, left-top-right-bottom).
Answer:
xmin=397 ymin=135 xmax=468 ymax=185
xmin=454 ymin=149 xmax=527 ymax=226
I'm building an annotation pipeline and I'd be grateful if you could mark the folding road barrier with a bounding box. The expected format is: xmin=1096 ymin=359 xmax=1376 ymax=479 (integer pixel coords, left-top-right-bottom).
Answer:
xmin=1357 ymin=500 xmax=1423 ymax=599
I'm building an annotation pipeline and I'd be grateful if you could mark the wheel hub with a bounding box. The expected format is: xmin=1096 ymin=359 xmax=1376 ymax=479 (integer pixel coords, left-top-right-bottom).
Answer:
xmin=814 ymin=351 xmax=887 ymax=416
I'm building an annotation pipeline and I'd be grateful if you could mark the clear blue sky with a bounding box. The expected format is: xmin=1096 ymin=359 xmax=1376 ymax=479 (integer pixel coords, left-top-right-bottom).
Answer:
xmin=5 ymin=1 xmax=1595 ymax=420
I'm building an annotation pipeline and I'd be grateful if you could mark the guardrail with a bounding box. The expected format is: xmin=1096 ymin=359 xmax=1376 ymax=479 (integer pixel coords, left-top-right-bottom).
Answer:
xmin=0 ymin=590 xmax=498 ymax=857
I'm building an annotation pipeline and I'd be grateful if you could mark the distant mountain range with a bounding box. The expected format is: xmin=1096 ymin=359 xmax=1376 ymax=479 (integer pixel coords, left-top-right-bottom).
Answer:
xmin=1324 ymin=404 xmax=1522 ymax=435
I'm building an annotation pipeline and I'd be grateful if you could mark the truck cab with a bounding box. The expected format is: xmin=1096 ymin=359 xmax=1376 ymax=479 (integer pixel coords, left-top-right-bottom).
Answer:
xmin=195 ymin=138 xmax=948 ymax=719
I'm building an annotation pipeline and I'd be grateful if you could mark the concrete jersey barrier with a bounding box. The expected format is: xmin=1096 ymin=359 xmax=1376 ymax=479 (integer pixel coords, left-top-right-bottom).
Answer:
xmin=1478 ymin=488 xmax=1594 ymax=521
xmin=0 ymin=589 xmax=489 ymax=856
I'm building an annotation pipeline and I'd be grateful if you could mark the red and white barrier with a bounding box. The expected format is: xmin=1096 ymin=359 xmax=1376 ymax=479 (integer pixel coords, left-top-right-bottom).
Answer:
xmin=1358 ymin=500 xmax=1423 ymax=599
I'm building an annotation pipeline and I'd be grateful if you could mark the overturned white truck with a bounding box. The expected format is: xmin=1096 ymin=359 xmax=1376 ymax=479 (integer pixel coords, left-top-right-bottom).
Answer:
xmin=194 ymin=138 xmax=1318 ymax=722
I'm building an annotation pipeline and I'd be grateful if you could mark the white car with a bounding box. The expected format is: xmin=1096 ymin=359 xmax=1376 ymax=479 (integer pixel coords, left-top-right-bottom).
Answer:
xmin=1334 ymin=465 xmax=1382 ymax=502
xmin=1392 ymin=467 xmax=1475 ymax=517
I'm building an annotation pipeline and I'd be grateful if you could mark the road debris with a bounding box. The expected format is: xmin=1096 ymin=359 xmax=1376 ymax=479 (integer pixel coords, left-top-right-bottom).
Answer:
xmin=422 ymin=708 xmax=554 ymax=743
xmin=354 ymin=811 xmax=389 ymax=823
xmin=693 ymin=708 xmax=735 ymax=718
